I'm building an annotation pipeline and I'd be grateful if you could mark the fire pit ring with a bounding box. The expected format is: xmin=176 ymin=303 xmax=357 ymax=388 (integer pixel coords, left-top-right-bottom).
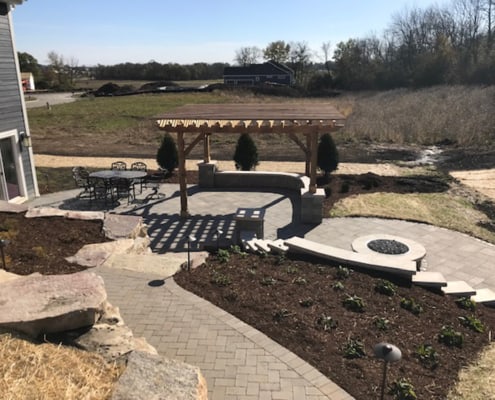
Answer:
xmin=351 ymin=234 xmax=426 ymax=270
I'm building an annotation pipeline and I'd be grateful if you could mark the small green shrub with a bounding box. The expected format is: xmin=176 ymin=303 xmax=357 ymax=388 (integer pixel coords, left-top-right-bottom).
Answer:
xmin=293 ymin=276 xmax=307 ymax=285
xmin=400 ymin=297 xmax=423 ymax=315
xmin=317 ymin=315 xmax=338 ymax=331
xmin=299 ymin=298 xmax=314 ymax=307
xmin=415 ymin=344 xmax=439 ymax=370
xmin=210 ymin=271 xmax=231 ymax=287
xmin=273 ymin=309 xmax=291 ymax=321
xmin=335 ymin=266 xmax=351 ymax=279
xmin=274 ymin=254 xmax=286 ymax=266
xmin=373 ymin=317 xmax=390 ymax=331
xmin=261 ymin=277 xmax=277 ymax=286
xmin=388 ymin=378 xmax=417 ymax=400
xmin=343 ymin=295 xmax=365 ymax=312
xmin=286 ymin=265 xmax=299 ymax=274
xmin=374 ymin=279 xmax=397 ymax=296
xmin=342 ymin=338 xmax=365 ymax=359
xmin=455 ymin=297 xmax=476 ymax=311
xmin=229 ymin=245 xmax=247 ymax=256
xmin=458 ymin=315 xmax=485 ymax=333
xmin=217 ymin=248 xmax=230 ymax=263
xmin=333 ymin=281 xmax=345 ymax=291
xmin=438 ymin=325 xmax=464 ymax=348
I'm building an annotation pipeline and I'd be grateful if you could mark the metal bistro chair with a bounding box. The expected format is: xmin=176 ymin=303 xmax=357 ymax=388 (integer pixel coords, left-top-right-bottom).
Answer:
xmin=130 ymin=162 xmax=147 ymax=193
xmin=72 ymin=167 xmax=92 ymax=200
xmin=111 ymin=177 xmax=134 ymax=205
xmin=88 ymin=177 xmax=115 ymax=206
xmin=111 ymin=161 xmax=127 ymax=170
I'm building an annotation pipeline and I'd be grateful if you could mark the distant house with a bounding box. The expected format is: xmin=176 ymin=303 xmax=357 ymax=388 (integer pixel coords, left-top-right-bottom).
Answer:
xmin=20 ymin=72 xmax=35 ymax=91
xmin=0 ymin=1 xmax=39 ymax=202
xmin=224 ymin=61 xmax=295 ymax=87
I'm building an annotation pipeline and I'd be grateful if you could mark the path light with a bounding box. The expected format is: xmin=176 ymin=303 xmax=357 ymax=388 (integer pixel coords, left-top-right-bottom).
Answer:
xmin=0 ymin=239 xmax=9 ymax=269
xmin=374 ymin=342 xmax=402 ymax=400
xmin=214 ymin=228 xmax=223 ymax=252
xmin=187 ymin=234 xmax=197 ymax=271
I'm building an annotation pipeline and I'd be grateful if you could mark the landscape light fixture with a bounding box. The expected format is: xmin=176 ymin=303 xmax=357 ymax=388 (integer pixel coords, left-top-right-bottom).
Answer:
xmin=19 ymin=131 xmax=32 ymax=151
xmin=214 ymin=228 xmax=223 ymax=252
xmin=0 ymin=239 xmax=9 ymax=269
xmin=374 ymin=342 xmax=402 ymax=400
xmin=187 ymin=234 xmax=197 ymax=271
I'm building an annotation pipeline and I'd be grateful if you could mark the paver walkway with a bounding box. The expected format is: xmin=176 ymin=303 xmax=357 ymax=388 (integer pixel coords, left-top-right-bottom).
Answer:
xmin=28 ymin=182 xmax=495 ymax=399
xmin=95 ymin=266 xmax=353 ymax=400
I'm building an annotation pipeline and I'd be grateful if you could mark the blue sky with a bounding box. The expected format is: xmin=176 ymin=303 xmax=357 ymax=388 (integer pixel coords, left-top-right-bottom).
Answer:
xmin=12 ymin=0 xmax=442 ymax=66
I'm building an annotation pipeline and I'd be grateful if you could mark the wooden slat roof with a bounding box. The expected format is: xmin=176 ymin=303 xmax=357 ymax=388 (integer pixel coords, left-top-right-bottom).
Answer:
xmin=156 ymin=103 xmax=345 ymax=133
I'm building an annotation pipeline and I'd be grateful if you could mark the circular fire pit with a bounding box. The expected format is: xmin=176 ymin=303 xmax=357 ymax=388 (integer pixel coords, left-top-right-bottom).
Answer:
xmin=352 ymin=234 xmax=426 ymax=270
xmin=367 ymin=239 xmax=409 ymax=255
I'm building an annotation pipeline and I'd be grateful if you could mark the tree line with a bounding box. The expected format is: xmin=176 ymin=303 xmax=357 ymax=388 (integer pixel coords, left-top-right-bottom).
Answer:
xmin=18 ymin=0 xmax=495 ymax=92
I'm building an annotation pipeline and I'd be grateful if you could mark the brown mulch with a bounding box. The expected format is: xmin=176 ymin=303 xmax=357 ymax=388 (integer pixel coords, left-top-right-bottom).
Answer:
xmin=0 ymin=213 xmax=107 ymax=275
xmin=175 ymin=251 xmax=495 ymax=400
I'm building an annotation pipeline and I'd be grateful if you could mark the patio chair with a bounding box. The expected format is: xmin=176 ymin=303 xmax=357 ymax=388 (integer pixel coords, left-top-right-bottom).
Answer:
xmin=88 ymin=177 xmax=115 ymax=206
xmin=72 ymin=167 xmax=92 ymax=200
xmin=111 ymin=161 xmax=127 ymax=170
xmin=130 ymin=162 xmax=147 ymax=193
xmin=111 ymin=177 xmax=134 ymax=204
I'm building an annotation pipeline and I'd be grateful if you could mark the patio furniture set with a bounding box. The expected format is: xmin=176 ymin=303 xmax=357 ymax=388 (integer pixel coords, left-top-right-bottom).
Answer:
xmin=72 ymin=161 xmax=156 ymax=206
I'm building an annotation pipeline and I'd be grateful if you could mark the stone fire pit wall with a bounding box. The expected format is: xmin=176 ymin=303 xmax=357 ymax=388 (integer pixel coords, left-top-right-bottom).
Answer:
xmin=198 ymin=163 xmax=324 ymax=224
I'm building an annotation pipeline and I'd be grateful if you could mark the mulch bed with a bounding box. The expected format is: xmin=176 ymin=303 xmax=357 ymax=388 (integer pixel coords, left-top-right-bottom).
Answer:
xmin=0 ymin=213 xmax=107 ymax=275
xmin=175 ymin=250 xmax=495 ymax=399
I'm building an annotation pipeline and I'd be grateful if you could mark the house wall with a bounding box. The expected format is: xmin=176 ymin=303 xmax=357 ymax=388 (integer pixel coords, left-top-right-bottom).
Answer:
xmin=0 ymin=3 xmax=38 ymax=198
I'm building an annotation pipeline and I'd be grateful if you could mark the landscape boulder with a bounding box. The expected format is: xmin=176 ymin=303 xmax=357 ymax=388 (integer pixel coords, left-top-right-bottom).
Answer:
xmin=0 ymin=271 xmax=106 ymax=337
xmin=73 ymin=300 xmax=157 ymax=362
xmin=103 ymin=214 xmax=147 ymax=240
xmin=111 ymin=351 xmax=208 ymax=400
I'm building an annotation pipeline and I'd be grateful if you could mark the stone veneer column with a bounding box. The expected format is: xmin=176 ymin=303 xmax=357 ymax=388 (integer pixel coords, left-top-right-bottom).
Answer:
xmin=198 ymin=161 xmax=217 ymax=188
xmin=300 ymin=189 xmax=325 ymax=224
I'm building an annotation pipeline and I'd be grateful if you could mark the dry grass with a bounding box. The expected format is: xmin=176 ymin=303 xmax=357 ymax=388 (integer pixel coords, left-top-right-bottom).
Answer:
xmin=0 ymin=333 xmax=123 ymax=400
xmin=337 ymin=85 xmax=495 ymax=147
xmin=448 ymin=343 xmax=495 ymax=400
xmin=329 ymin=192 xmax=495 ymax=244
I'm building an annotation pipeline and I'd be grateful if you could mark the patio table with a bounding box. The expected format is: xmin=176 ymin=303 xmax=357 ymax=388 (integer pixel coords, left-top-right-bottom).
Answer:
xmin=89 ymin=170 xmax=147 ymax=204
xmin=89 ymin=170 xmax=147 ymax=181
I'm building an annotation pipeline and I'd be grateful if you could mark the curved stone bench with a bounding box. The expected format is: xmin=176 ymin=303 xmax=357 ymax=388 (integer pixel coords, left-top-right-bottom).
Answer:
xmin=214 ymin=170 xmax=309 ymax=191
xmin=285 ymin=236 xmax=417 ymax=277
xmin=198 ymin=162 xmax=325 ymax=224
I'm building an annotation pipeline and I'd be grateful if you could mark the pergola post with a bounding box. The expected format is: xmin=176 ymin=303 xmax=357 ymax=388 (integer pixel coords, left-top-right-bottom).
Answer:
xmin=203 ymin=132 xmax=211 ymax=163
xmin=177 ymin=131 xmax=189 ymax=217
xmin=309 ymin=131 xmax=318 ymax=193
xmin=305 ymin=133 xmax=311 ymax=177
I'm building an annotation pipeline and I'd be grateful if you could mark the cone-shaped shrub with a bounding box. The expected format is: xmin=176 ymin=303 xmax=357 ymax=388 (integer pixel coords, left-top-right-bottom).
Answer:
xmin=156 ymin=133 xmax=178 ymax=174
xmin=317 ymin=133 xmax=339 ymax=178
xmin=233 ymin=133 xmax=259 ymax=171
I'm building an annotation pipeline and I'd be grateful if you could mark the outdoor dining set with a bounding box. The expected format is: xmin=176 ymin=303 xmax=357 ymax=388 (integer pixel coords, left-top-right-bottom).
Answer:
xmin=72 ymin=161 xmax=162 ymax=206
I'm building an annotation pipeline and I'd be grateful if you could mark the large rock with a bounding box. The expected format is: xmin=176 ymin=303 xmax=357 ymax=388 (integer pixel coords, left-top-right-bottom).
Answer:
xmin=103 ymin=214 xmax=147 ymax=240
xmin=65 ymin=239 xmax=136 ymax=267
xmin=73 ymin=302 xmax=158 ymax=362
xmin=0 ymin=271 xmax=106 ymax=337
xmin=112 ymin=351 xmax=208 ymax=400
xmin=25 ymin=207 xmax=67 ymax=218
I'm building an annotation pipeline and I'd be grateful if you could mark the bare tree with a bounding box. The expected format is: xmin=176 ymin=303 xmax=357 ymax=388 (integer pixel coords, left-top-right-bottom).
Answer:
xmin=68 ymin=56 xmax=79 ymax=85
xmin=234 ymin=46 xmax=262 ymax=66
xmin=288 ymin=41 xmax=313 ymax=85
xmin=321 ymin=41 xmax=332 ymax=75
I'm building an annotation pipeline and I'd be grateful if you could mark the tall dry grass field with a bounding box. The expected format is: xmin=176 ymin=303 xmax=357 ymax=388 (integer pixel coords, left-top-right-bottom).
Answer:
xmin=337 ymin=85 xmax=495 ymax=147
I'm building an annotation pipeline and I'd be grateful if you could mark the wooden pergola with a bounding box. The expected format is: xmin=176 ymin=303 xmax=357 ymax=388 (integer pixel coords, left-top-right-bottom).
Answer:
xmin=156 ymin=103 xmax=345 ymax=217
